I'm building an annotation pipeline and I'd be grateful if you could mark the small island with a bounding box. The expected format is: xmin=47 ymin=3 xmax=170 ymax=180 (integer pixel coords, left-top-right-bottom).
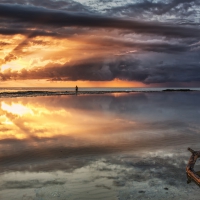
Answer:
xmin=162 ymin=89 xmax=192 ymax=92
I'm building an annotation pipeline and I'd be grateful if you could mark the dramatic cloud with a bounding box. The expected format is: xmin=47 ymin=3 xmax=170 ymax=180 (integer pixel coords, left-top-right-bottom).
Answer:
xmin=105 ymin=0 xmax=200 ymax=17
xmin=0 ymin=27 xmax=62 ymax=37
xmin=1 ymin=54 xmax=200 ymax=84
xmin=0 ymin=1 xmax=199 ymax=86
xmin=0 ymin=3 xmax=200 ymax=38
xmin=1 ymin=93 xmax=200 ymax=199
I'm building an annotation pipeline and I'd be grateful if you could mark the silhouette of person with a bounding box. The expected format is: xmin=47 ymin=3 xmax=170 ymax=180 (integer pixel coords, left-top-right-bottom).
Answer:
xmin=75 ymin=85 xmax=78 ymax=94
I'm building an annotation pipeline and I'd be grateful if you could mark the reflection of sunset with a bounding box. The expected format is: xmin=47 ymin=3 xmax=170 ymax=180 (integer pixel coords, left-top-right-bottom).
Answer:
xmin=1 ymin=102 xmax=33 ymax=116
xmin=0 ymin=96 xmax=137 ymax=142
xmin=1 ymin=64 xmax=11 ymax=72
xmin=0 ymin=1 xmax=199 ymax=199
xmin=3 ymin=92 xmax=194 ymax=156
xmin=1 ymin=115 xmax=13 ymax=125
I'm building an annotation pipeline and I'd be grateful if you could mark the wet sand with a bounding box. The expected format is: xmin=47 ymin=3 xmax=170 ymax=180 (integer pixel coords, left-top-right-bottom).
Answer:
xmin=0 ymin=92 xmax=200 ymax=199
xmin=0 ymin=88 xmax=196 ymax=98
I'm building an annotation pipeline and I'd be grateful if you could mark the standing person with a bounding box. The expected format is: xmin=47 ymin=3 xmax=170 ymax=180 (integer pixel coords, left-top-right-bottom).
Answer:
xmin=75 ymin=85 xmax=78 ymax=94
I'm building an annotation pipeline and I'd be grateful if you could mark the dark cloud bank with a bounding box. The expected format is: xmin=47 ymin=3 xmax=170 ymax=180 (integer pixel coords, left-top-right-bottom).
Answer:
xmin=0 ymin=1 xmax=200 ymax=85
xmin=0 ymin=3 xmax=200 ymax=38
xmin=1 ymin=55 xmax=200 ymax=85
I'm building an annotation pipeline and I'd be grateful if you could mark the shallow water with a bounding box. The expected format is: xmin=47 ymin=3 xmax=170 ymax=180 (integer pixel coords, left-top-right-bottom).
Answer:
xmin=0 ymin=92 xmax=200 ymax=199
xmin=0 ymin=86 xmax=200 ymax=93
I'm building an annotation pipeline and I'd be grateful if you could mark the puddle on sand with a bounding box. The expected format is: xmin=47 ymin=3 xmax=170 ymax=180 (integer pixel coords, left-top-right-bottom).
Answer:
xmin=0 ymin=92 xmax=200 ymax=199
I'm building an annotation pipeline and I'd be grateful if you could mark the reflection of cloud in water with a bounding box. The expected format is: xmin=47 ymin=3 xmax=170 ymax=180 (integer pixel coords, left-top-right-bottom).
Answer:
xmin=1 ymin=102 xmax=34 ymax=116
xmin=0 ymin=92 xmax=200 ymax=199
xmin=0 ymin=93 xmax=200 ymax=168
xmin=0 ymin=153 xmax=199 ymax=199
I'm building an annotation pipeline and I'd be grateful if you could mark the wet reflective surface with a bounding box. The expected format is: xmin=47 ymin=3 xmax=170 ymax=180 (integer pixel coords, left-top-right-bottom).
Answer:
xmin=0 ymin=92 xmax=200 ymax=199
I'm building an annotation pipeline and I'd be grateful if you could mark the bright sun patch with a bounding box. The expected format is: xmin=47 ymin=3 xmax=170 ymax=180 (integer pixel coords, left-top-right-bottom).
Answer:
xmin=1 ymin=102 xmax=34 ymax=116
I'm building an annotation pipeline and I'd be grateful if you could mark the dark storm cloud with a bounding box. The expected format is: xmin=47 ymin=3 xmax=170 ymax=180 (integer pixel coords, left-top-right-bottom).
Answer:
xmin=144 ymin=62 xmax=200 ymax=83
xmin=0 ymin=57 xmax=143 ymax=81
xmin=1 ymin=55 xmax=200 ymax=84
xmin=0 ymin=33 xmax=191 ymax=66
xmin=0 ymin=3 xmax=200 ymax=38
xmin=0 ymin=0 xmax=89 ymax=12
xmin=0 ymin=2 xmax=199 ymax=86
xmin=89 ymin=37 xmax=190 ymax=53
xmin=0 ymin=27 xmax=62 ymax=37
xmin=106 ymin=0 xmax=199 ymax=17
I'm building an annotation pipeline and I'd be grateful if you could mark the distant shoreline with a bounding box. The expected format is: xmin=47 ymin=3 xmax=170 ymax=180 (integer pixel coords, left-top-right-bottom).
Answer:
xmin=0 ymin=89 xmax=198 ymax=98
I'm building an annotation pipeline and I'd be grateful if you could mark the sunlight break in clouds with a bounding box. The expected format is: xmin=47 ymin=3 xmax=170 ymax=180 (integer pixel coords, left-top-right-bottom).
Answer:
xmin=1 ymin=102 xmax=34 ymax=116
xmin=0 ymin=1 xmax=200 ymax=87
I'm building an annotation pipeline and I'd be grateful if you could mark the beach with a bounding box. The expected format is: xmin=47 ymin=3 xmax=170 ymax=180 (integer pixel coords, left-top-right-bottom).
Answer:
xmin=0 ymin=90 xmax=200 ymax=199
xmin=0 ymin=88 xmax=198 ymax=98
xmin=1 ymin=0 xmax=200 ymax=198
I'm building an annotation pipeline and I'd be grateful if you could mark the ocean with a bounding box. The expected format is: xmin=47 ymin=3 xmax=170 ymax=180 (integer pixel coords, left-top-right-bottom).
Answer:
xmin=0 ymin=87 xmax=200 ymax=93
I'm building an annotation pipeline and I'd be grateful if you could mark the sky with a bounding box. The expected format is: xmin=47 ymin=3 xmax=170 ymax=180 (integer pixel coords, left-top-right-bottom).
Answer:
xmin=0 ymin=0 xmax=200 ymax=87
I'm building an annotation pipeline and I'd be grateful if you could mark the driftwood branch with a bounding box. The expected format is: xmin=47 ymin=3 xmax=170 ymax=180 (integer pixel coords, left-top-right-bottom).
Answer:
xmin=186 ymin=148 xmax=200 ymax=186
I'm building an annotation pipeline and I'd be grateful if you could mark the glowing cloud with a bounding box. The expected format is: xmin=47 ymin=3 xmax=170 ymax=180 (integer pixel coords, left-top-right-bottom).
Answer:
xmin=1 ymin=102 xmax=34 ymax=116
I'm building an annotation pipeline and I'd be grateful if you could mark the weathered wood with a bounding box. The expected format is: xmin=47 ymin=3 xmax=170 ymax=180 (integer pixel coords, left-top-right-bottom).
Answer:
xmin=186 ymin=148 xmax=200 ymax=187
xmin=188 ymin=147 xmax=195 ymax=154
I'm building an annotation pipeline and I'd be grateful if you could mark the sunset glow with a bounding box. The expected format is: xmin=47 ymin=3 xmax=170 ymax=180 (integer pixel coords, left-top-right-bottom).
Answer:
xmin=1 ymin=2 xmax=200 ymax=199
xmin=0 ymin=96 xmax=136 ymax=140
xmin=1 ymin=102 xmax=33 ymax=116
xmin=0 ymin=1 xmax=199 ymax=87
